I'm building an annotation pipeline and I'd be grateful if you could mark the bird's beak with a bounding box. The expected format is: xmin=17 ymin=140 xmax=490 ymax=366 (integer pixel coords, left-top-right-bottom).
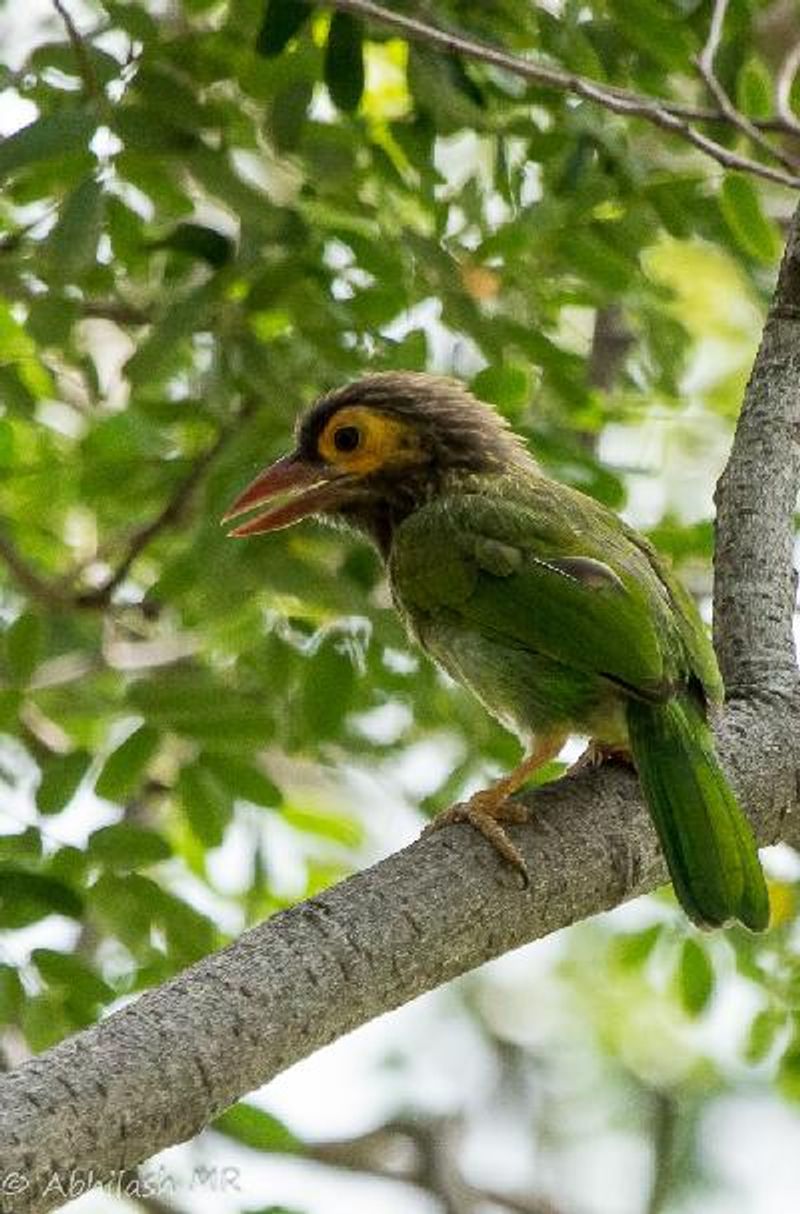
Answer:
xmin=222 ymin=453 xmax=352 ymax=537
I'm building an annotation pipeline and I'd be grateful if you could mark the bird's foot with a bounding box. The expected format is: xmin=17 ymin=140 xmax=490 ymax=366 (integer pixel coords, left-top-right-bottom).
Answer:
xmin=566 ymin=740 xmax=633 ymax=776
xmin=422 ymin=790 xmax=531 ymax=887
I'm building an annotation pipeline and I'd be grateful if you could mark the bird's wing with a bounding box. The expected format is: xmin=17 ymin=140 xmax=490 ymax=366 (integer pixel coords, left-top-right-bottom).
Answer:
xmin=618 ymin=520 xmax=724 ymax=704
xmin=390 ymin=489 xmax=694 ymax=703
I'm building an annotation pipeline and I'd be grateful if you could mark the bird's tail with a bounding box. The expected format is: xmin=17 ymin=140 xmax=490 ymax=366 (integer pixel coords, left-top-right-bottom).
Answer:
xmin=626 ymin=693 xmax=769 ymax=931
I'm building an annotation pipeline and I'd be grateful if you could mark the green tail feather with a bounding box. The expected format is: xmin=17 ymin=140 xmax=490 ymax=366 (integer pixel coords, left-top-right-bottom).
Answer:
xmin=626 ymin=694 xmax=769 ymax=931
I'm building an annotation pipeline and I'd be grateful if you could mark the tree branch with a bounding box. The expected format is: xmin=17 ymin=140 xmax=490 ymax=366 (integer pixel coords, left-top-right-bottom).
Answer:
xmin=587 ymin=306 xmax=633 ymax=394
xmin=0 ymin=401 xmax=255 ymax=614
xmin=326 ymin=0 xmax=800 ymax=189
xmin=80 ymin=299 xmax=152 ymax=326
xmin=645 ymin=1091 xmax=679 ymax=1214
xmin=776 ymin=39 xmax=800 ymax=136
xmin=0 ymin=533 xmax=73 ymax=610
xmin=0 ymin=695 xmax=797 ymax=1214
xmin=713 ymin=201 xmax=800 ymax=698
xmin=75 ymin=398 xmax=256 ymax=608
xmin=259 ymin=1115 xmax=569 ymax=1214
xmin=51 ymin=0 xmax=100 ymax=101
xmin=695 ymin=0 xmax=800 ymax=174
xmin=2 ymin=143 xmax=800 ymax=1214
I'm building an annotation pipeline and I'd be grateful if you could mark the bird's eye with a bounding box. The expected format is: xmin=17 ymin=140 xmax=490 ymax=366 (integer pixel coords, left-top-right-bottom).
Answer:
xmin=333 ymin=425 xmax=361 ymax=453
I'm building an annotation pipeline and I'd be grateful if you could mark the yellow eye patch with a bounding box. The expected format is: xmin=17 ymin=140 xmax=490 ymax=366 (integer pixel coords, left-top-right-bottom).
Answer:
xmin=317 ymin=406 xmax=424 ymax=474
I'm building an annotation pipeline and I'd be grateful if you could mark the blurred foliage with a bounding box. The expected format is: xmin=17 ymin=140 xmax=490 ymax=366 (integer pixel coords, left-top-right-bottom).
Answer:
xmin=0 ymin=0 xmax=799 ymax=1211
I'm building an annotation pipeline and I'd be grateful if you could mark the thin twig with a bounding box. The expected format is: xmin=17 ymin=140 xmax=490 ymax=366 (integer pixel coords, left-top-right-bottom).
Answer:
xmin=81 ymin=299 xmax=153 ymax=325
xmin=645 ymin=1092 xmax=679 ymax=1214
xmin=51 ymin=0 xmax=100 ymax=100
xmin=475 ymin=1189 xmax=566 ymax=1214
xmin=1 ymin=278 xmax=153 ymax=325
xmin=0 ymin=404 xmax=255 ymax=613
xmin=76 ymin=398 xmax=257 ymax=608
xmin=300 ymin=1118 xmax=570 ymax=1214
xmin=326 ymin=0 xmax=800 ymax=189
xmin=587 ymin=306 xmax=633 ymax=394
xmin=0 ymin=533 xmax=72 ymax=610
xmin=695 ymin=0 xmax=800 ymax=174
xmin=776 ymin=39 xmax=800 ymax=136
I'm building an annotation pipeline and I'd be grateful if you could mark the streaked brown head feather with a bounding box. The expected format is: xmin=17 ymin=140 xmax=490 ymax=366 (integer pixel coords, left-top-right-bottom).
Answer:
xmin=298 ymin=372 xmax=531 ymax=474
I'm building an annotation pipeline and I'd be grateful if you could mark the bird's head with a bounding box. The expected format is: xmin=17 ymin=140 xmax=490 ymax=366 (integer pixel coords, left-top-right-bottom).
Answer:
xmin=224 ymin=372 xmax=532 ymax=546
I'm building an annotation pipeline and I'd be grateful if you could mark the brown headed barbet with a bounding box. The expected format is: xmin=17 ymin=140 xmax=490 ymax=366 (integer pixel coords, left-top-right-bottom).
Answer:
xmin=225 ymin=373 xmax=768 ymax=931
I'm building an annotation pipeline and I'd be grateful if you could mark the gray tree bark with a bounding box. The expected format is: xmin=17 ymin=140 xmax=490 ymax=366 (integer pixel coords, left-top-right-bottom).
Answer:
xmin=0 ymin=207 xmax=798 ymax=1213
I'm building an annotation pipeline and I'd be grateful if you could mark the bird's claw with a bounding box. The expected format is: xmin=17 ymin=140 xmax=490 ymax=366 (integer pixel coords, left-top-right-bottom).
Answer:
xmin=565 ymin=741 xmax=634 ymax=776
xmin=422 ymin=795 xmax=531 ymax=888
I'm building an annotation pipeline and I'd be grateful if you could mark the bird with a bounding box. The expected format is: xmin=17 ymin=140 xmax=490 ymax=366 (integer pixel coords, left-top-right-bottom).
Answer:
xmin=223 ymin=371 xmax=769 ymax=931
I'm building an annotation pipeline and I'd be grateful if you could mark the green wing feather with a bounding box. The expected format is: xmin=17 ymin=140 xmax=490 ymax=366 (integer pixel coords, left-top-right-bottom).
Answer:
xmin=390 ymin=482 xmax=694 ymax=701
xmin=619 ymin=519 xmax=724 ymax=705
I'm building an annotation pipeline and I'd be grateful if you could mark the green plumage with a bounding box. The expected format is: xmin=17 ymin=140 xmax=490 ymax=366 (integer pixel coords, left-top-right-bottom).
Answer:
xmin=228 ymin=371 xmax=769 ymax=931
xmin=389 ymin=467 xmax=768 ymax=931
xmin=627 ymin=696 xmax=768 ymax=930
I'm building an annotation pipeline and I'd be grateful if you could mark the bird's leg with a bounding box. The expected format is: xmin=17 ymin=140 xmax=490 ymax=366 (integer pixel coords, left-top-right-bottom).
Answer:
xmin=422 ymin=733 xmax=566 ymax=885
xmin=565 ymin=739 xmax=634 ymax=776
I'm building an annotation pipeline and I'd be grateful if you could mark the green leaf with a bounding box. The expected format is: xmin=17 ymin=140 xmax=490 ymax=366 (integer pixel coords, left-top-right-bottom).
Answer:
xmin=254 ymin=1208 xmax=306 ymax=1214
xmin=30 ymin=42 xmax=121 ymax=87
xmin=200 ymin=753 xmax=282 ymax=808
xmin=607 ymin=0 xmax=695 ymax=71
xmin=720 ymin=174 xmax=782 ymax=264
xmin=778 ymin=1037 xmax=800 ymax=1101
xmin=89 ymin=871 xmax=158 ymax=948
xmin=156 ymin=887 xmax=217 ymax=963
xmin=5 ymin=611 xmax=42 ymax=684
xmin=95 ymin=725 xmax=160 ymax=803
xmin=36 ymin=750 xmax=91 ymax=816
xmin=113 ymin=104 xmax=199 ymax=155
xmin=49 ymin=176 xmax=105 ymax=282
xmin=0 ymin=869 xmax=83 ymax=926
xmin=612 ymin=924 xmax=663 ymax=970
xmin=0 ymin=108 xmax=97 ymax=179
xmin=300 ymin=636 xmax=358 ymax=740
xmin=565 ymin=230 xmax=636 ymax=294
xmin=282 ymin=804 xmax=362 ymax=846
xmin=0 ymin=419 xmax=13 ymax=467
xmin=25 ymin=294 xmax=81 ymax=346
xmin=256 ymin=0 xmax=312 ymax=57
xmin=88 ymin=823 xmax=173 ymax=869
xmin=324 ymin=12 xmax=365 ymax=113
xmin=677 ymin=937 xmax=714 ymax=1016
xmin=124 ymin=276 xmax=224 ymax=386
xmin=128 ymin=673 xmax=275 ymax=749
xmin=151 ymin=222 xmax=234 ymax=268
xmin=269 ymin=79 xmax=313 ymax=152
xmin=48 ymin=845 xmax=89 ymax=885
xmin=408 ymin=47 xmax=486 ymax=132
xmin=32 ymin=948 xmax=114 ymax=1006
xmin=0 ymin=827 xmax=42 ymax=861
xmin=21 ymin=992 xmax=72 ymax=1052
xmin=745 ymin=1008 xmax=785 ymax=1064
xmin=472 ymin=364 xmax=531 ymax=414
xmin=177 ymin=762 xmax=233 ymax=847
xmin=0 ymin=963 xmax=24 ymax=1021
xmin=213 ymin=1102 xmax=300 ymax=1153
xmin=102 ymin=0 xmax=158 ymax=39
xmin=736 ymin=57 xmax=773 ymax=121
